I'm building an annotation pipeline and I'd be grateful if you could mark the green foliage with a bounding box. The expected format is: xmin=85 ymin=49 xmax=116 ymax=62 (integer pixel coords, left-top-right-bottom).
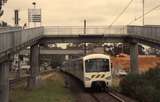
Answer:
xmin=51 ymin=55 xmax=65 ymax=68
xmin=120 ymin=67 xmax=160 ymax=102
xmin=10 ymin=74 xmax=75 ymax=102
xmin=144 ymin=67 xmax=160 ymax=90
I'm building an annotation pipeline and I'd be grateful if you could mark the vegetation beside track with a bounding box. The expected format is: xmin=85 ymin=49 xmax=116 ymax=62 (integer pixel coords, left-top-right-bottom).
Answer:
xmin=10 ymin=72 xmax=75 ymax=102
xmin=111 ymin=77 xmax=121 ymax=91
xmin=120 ymin=66 xmax=160 ymax=102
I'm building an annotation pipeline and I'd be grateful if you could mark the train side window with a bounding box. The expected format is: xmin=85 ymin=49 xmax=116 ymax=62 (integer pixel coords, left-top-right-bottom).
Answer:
xmin=76 ymin=61 xmax=78 ymax=69
xmin=80 ymin=60 xmax=83 ymax=71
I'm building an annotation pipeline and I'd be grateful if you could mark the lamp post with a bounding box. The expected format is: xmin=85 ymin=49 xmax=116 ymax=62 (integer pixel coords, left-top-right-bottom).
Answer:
xmin=32 ymin=2 xmax=36 ymax=9
xmin=32 ymin=2 xmax=36 ymax=27
xmin=84 ymin=20 xmax=87 ymax=55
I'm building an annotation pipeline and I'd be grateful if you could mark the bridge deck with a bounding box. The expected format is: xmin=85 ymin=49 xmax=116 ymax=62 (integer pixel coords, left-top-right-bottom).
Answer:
xmin=0 ymin=25 xmax=160 ymax=62
xmin=0 ymin=27 xmax=43 ymax=62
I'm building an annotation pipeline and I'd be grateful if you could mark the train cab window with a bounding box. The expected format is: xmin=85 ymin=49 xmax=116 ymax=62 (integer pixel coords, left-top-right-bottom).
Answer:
xmin=85 ymin=59 xmax=109 ymax=72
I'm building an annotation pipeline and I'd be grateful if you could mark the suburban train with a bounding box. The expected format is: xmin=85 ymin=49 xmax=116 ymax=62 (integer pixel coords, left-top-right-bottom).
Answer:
xmin=61 ymin=54 xmax=112 ymax=90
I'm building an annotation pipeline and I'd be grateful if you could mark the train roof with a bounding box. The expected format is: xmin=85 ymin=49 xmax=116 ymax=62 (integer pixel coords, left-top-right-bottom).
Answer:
xmin=69 ymin=54 xmax=110 ymax=62
xmin=83 ymin=54 xmax=110 ymax=60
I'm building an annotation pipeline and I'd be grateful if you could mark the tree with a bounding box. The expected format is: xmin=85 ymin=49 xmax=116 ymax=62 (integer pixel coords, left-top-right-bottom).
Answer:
xmin=0 ymin=0 xmax=8 ymax=17
xmin=50 ymin=55 xmax=65 ymax=68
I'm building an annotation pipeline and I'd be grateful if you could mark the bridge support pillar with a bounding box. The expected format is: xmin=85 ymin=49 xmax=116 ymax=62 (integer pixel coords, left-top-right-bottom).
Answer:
xmin=130 ymin=42 xmax=139 ymax=74
xmin=0 ymin=62 xmax=10 ymax=102
xmin=28 ymin=44 xmax=40 ymax=88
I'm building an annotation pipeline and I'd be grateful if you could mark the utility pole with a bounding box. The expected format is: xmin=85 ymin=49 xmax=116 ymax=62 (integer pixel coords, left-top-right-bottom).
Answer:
xmin=142 ymin=0 xmax=144 ymax=26
xmin=14 ymin=9 xmax=19 ymax=26
xmin=84 ymin=20 xmax=87 ymax=55
xmin=84 ymin=19 xmax=86 ymax=34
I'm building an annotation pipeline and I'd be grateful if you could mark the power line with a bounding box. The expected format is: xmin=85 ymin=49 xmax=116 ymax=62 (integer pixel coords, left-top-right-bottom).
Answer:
xmin=128 ymin=4 xmax=160 ymax=25
xmin=108 ymin=0 xmax=134 ymax=27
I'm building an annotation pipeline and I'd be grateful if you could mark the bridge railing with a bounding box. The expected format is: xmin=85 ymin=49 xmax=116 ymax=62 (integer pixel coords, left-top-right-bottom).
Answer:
xmin=127 ymin=25 xmax=160 ymax=41
xmin=0 ymin=27 xmax=22 ymax=32
xmin=44 ymin=26 xmax=160 ymax=42
xmin=1 ymin=25 xmax=160 ymax=58
xmin=0 ymin=27 xmax=43 ymax=55
xmin=44 ymin=26 xmax=128 ymax=35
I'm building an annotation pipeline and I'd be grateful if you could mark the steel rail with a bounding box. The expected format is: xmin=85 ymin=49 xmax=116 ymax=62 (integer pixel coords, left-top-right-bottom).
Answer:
xmin=90 ymin=94 xmax=102 ymax=102
xmin=107 ymin=92 xmax=125 ymax=102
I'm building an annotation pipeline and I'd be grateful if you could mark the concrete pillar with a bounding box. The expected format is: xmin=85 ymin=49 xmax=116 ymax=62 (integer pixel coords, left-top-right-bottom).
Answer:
xmin=130 ymin=43 xmax=139 ymax=74
xmin=16 ymin=56 xmax=21 ymax=79
xmin=28 ymin=44 xmax=40 ymax=88
xmin=0 ymin=62 xmax=9 ymax=102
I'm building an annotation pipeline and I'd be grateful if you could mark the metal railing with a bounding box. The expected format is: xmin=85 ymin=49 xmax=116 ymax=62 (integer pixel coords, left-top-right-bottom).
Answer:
xmin=0 ymin=25 xmax=160 ymax=58
xmin=44 ymin=26 xmax=160 ymax=42
xmin=127 ymin=25 xmax=160 ymax=41
xmin=44 ymin=26 xmax=128 ymax=35
xmin=0 ymin=27 xmax=43 ymax=54
xmin=0 ymin=27 xmax=22 ymax=32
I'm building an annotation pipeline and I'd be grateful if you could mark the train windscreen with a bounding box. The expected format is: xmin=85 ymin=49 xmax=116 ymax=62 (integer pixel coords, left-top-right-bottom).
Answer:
xmin=85 ymin=58 xmax=110 ymax=72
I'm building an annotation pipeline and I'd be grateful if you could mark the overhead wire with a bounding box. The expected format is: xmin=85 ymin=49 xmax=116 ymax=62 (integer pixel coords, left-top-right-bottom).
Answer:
xmin=108 ymin=0 xmax=134 ymax=28
xmin=128 ymin=3 xmax=160 ymax=25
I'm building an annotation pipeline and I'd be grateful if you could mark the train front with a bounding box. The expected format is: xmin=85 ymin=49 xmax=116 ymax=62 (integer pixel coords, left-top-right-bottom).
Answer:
xmin=83 ymin=54 xmax=112 ymax=90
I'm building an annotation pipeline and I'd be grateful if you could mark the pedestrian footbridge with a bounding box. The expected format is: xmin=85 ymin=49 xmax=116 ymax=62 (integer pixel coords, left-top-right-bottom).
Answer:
xmin=1 ymin=25 xmax=160 ymax=102
xmin=1 ymin=25 xmax=160 ymax=61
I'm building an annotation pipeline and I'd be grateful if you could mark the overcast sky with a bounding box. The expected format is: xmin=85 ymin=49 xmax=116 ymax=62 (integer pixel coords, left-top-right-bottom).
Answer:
xmin=1 ymin=0 xmax=160 ymax=26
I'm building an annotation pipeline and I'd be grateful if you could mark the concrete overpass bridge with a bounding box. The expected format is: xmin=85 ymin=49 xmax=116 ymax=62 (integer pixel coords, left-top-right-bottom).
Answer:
xmin=1 ymin=25 xmax=160 ymax=102
xmin=20 ymin=49 xmax=84 ymax=55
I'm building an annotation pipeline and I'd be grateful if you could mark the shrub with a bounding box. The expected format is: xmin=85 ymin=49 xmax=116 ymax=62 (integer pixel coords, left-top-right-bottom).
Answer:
xmin=144 ymin=67 xmax=160 ymax=90
xmin=120 ymin=66 xmax=160 ymax=102
xmin=120 ymin=74 xmax=138 ymax=95
xmin=144 ymin=67 xmax=160 ymax=79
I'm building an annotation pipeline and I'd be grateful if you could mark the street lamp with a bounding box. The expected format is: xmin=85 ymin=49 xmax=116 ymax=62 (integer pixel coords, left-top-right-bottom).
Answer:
xmin=32 ymin=2 xmax=36 ymax=9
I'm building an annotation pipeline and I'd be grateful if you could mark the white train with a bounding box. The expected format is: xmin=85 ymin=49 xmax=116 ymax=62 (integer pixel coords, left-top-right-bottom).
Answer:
xmin=62 ymin=54 xmax=112 ymax=90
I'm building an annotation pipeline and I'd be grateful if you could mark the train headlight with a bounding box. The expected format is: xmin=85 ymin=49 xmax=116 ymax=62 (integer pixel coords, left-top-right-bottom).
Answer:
xmin=106 ymin=76 xmax=112 ymax=80
xmin=85 ymin=77 xmax=91 ymax=81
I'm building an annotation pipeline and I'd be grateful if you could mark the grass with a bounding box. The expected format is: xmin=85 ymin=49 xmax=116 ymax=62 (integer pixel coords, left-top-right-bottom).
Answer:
xmin=111 ymin=77 xmax=121 ymax=91
xmin=10 ymin=72 xmax=75 ymax=102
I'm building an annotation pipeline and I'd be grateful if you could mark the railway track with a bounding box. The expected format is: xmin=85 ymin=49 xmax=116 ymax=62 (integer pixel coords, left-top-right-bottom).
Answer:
xmin=62 ymin=72 xmax=130 ymax=102
xmin=9 ymin=76 xmax=28 ymax=89
xmin=9 ymin=70 xmax=54 ymax=89
xmin=90 ymin=91 xmax=125 ymax=102
xmin=108 ymin=92 xmax=125 ymax=102
xmin=90 ymin=93 xmax=102 ymax=102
